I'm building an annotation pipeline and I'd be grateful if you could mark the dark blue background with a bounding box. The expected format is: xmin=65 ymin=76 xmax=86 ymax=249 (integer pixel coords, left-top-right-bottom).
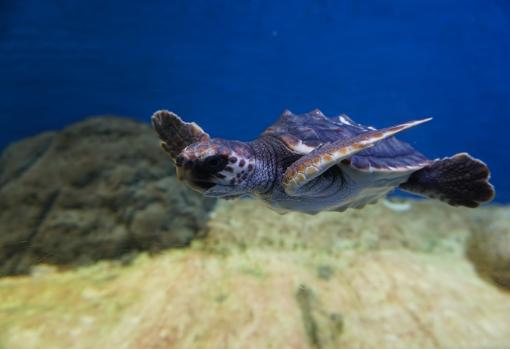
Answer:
xmin=1 ymin=0 xmax=509 ymax=201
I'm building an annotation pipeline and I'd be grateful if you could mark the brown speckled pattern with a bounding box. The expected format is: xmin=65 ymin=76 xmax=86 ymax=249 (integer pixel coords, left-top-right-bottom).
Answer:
xmin=174 ymin=138 xmax=256 ymax=187
xmin=180 ymin=141 xmax=233 ymax=162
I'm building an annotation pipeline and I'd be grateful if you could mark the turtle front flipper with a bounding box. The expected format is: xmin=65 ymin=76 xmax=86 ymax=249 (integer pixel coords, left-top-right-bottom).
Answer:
xmin=151 ymin=110 xmax=210 ymax=163
xmin=282 ymin=118 xmax=432 ymax=196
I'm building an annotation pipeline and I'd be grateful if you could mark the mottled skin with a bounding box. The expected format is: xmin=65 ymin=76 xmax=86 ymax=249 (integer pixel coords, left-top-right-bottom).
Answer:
xmin=152 ymin=109 xmax=495 ymax=214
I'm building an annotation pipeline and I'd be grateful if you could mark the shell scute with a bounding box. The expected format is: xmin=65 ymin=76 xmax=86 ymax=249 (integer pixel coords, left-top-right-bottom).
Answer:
xmin=263 ymin=109 xmax=430 ymax=172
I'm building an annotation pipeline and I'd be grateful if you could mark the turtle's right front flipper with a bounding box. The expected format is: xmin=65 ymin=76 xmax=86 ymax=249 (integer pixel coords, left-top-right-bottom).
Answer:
xmin=282 ymin=118 xmax=432 ymax=196
xmin=151 ymin=110 xmax=210 ymax=163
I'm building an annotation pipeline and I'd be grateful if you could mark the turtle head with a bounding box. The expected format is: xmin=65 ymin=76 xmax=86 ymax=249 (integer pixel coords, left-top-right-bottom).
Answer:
xmin=175 ymin=139 xmax=256 ymax=197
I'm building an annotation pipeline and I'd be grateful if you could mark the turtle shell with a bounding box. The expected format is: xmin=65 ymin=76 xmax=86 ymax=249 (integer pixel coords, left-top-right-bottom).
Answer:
xmin=262 ymin=109 xmax=430 ymax=172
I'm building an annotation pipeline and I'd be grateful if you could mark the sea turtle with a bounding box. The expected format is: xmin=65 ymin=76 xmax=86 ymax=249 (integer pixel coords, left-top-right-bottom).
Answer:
xmin=151 ymin=109 xmax=495 ymax=214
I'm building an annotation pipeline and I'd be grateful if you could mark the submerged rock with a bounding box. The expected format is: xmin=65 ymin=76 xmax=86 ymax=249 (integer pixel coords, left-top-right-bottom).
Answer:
xmin=467 ymin=207 xmax=510 ymax=290
xmin=0 ymin=200 xmax=510 ymax=349
xmin=205 ymin=199 xmax=475 ymax=256
xmin=208 ymin=200 xmax=510 ymax=293
xmin=0 ymin=117 xmax=215 ymax=276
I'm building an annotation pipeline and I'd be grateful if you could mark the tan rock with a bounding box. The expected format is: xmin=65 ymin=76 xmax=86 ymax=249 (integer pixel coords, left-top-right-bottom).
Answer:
xmin=467 ymin=206 xmax=510 ymax=290
xmin=1 ymin=200 xmax=510 ymax=349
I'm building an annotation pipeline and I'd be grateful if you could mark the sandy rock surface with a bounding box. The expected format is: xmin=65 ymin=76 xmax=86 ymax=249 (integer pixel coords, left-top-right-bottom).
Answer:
xmin=1 ymin=200 xmax=509 ymax=349
xmin=0 ymin=117 xmax=215 ymax=275
xmin=467 ymin=207 xmax=510 ymax=290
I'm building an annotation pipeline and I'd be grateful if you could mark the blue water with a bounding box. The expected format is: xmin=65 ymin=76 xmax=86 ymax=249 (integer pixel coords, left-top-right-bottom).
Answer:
xmin=1 ymin=0 xmax=509 ymax=202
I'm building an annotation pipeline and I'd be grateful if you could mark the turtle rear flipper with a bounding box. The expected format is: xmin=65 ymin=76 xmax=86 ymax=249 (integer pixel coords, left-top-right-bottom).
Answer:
xmin=152 ymin=110 xmax=210 ymax=162
xmin=400 ymin=153 xmax=495 ymax=207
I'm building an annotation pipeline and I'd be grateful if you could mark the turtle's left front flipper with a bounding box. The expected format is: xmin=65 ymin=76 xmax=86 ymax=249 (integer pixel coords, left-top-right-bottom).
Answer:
xmin=282 ymin=118 xmax=432 ymax=196
xmin=151 ymin=110 xmax=210 ymax=163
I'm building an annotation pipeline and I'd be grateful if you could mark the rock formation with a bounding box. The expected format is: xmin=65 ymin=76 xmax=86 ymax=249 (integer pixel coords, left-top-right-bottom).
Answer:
xmin=1 ymin=200 xmax=510 ymax=349
xmin=0 ymin=117 xmax=215 ymax=275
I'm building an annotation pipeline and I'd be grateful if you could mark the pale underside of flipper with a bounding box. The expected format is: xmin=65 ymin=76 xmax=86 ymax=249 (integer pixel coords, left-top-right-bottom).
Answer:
xmin=151 ymin=110 xmax=210 ymax=163
xmin=282 ymin=118 xmax=432 ymax=196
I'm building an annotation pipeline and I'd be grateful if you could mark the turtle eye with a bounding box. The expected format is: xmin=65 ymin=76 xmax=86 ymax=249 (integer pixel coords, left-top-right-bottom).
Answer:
xmin=201 ymin=155 xmax=228 ymax=172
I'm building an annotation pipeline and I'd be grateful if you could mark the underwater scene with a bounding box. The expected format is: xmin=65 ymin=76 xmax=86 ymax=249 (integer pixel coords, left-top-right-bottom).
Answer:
xmin=1 ymin=1 xmax=510 ymax=348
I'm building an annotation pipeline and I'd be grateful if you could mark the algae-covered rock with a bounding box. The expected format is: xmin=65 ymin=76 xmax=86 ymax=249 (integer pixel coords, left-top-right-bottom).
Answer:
xmin=467 ymin=206 xmax=510 ymax=290
xmin=0 ymin=117 xmax=215 ymax=276
xmin=1 ymin=200 xmax=510 ymax=349
xmin=205 ymin=199 xmax=475 ymax=256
